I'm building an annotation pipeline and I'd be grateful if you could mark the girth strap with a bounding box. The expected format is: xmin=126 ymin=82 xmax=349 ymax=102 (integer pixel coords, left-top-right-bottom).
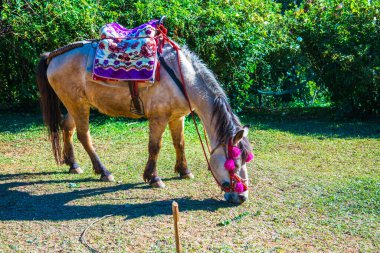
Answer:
xmin=128 ymin=81 xmax=144 ymax=115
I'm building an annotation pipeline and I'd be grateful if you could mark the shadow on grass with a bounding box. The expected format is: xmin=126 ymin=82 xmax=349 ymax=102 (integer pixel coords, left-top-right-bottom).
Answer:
xmin=0 ymin=171 xmax=67 ymax=181
xmin=0 ymin=113 xmax=43 ymax=133
xmin=242 ymin=108 xmax=380 ymax=139
xmin=0 ymin=173 xmax=229 ymax=222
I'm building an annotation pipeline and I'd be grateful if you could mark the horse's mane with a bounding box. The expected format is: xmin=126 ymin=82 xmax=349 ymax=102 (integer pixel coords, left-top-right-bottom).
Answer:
xmin=181 ymin=47 xmax=252 ymax=160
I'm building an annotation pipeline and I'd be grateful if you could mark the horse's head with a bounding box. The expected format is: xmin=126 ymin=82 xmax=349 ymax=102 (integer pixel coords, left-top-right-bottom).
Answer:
xmin=209 ymin=126 xmax=253 ymax=204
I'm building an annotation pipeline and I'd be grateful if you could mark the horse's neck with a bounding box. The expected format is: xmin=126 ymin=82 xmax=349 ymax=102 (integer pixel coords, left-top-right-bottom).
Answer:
xmin=173 ymin=48 xmax=230 ymax=149
xmin=187 ymin=82 xmax=220 ymax=149
xmin=196 ymin=103 xmax=217 ymax=147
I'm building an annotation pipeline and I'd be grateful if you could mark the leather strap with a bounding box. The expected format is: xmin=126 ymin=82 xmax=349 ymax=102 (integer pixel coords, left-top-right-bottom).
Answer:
xmin=128 ymin=81 xmax=144 ymax=115
xmin=157 ymin=52 xmax=185 ymax=95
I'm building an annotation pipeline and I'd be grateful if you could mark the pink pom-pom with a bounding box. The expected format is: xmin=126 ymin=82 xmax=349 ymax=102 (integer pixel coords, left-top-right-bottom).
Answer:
xmin=224 ymin=159 xmax=235 ymax=171
xmin=235 ymin=182 xmax=245 ymax=193
xmin=230 ymin=146 xmax=241 ymax=159
xmin=246 ymin=152 xmax=254 ymax=163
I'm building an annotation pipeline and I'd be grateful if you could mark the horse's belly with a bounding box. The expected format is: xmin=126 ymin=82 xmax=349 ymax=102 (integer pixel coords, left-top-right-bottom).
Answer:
xmin=85 ymin=80 xmax=144 ymax=118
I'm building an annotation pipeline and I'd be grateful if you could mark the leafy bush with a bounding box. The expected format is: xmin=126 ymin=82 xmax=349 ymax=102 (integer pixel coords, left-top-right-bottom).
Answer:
xmin=0 ymin=0 xmax=378 ymax=117
xmin=0 ymin=0 xmax=311 ymax=112
xmin=287 ymin=0 xmax=380 ymax=117
xmin=1 ymin=1 xmax=103 ymax=108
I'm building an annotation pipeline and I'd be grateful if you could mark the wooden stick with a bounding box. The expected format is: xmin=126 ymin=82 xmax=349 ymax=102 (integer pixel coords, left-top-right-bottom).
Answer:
xmin=172 ymin=201 xmax=182 ymax=253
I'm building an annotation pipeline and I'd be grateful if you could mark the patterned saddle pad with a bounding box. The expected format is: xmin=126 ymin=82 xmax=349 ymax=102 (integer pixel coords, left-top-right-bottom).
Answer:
xmin=93 ymin=20 xmax=159 ymax=81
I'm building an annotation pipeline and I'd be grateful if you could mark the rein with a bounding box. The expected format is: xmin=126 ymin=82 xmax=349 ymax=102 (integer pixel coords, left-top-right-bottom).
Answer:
xmin=155 ymin=24 xmax=249 ymax=194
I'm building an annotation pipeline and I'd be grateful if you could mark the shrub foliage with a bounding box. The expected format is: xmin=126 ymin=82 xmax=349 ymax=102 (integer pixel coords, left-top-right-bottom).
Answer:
xmin=0 ymin=0 xmax=378 ymax=116
xmin=288 ymin=0 xmax=380 ymax=116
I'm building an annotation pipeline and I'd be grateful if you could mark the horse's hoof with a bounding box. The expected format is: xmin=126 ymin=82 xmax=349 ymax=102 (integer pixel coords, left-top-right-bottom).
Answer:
xmin=69 ymin=167 xmax=83 ymax=174
xmin=101 ymin=174 xmax=115 ymax=182
xmin=150 ymin=180 xmax=166 ymax=188
xmin=180 ymin=172 xmax=194 ymax=179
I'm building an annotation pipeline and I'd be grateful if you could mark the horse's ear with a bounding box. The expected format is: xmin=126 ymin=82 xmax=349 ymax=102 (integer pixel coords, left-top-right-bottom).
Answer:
xmin=232 ymin=126 xmax=249 ymax=145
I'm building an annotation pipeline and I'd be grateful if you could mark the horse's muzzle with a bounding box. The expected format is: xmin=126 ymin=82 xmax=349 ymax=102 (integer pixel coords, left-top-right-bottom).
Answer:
xmin=224 ymin=191 xmax=249 ymax=204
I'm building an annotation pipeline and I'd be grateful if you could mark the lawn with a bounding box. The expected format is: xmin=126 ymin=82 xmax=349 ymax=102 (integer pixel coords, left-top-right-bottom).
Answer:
xmin=0 ymin=109 xmax=379 ymax=252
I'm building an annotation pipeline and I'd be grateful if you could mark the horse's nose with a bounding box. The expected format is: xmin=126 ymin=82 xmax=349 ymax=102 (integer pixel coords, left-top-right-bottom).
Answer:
xmin=224 ymin=192 xmax=248 ymax=204
xmin=239 ymin=194 xmax=247 ymax=203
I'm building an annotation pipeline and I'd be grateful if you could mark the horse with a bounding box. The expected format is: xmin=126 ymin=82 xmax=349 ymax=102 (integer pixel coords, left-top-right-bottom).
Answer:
xmin=36 ymin=33 xmax=252 ymax=204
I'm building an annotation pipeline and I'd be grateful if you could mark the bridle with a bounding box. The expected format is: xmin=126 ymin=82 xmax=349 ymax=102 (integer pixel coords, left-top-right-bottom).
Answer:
xmin=210 ymin=139 xmax=253 ymax=193
xmin=154 ymin=19 xmax=253 ymax=194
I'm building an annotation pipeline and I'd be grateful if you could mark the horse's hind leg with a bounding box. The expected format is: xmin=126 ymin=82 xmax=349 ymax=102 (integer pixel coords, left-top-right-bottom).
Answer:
xmin=69 ymin=104 xmax=114 ymax=182
xmin=143 ymin=117 xmax=169 ymax=188
xmin=169 ymin=117 xmax=194 ymax=179
xmin=62 ymin=113 xmax=82 ymax=174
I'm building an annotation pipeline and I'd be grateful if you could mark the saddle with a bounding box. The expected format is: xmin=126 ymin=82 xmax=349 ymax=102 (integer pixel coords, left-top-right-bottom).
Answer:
xmin=93 ymin=19 xmax=159 ymax=82
xmin=93 ymin=19 xmax=162 ymax=115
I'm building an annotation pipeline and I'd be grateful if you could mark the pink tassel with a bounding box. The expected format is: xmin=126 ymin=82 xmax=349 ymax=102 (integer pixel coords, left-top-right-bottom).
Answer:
xmin=235 ymin=182 xmax=244 ymax=193
xmin=224 ymin=159 xmax=235 ymax=171
xmin=230 ymin=146 xmax=241 ymax=159
xmin=246 ymin=153 xmax=254 ymax=163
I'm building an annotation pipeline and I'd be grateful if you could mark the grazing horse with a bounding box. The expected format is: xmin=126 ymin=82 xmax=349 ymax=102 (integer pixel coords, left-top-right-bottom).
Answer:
xmin=36 ymin=39 xmax=252 ymax=204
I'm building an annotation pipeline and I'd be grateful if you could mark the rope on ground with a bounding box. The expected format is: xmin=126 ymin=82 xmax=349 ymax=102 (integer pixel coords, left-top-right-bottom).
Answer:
xmin=79 ymin=196 xmax=225 ymax=252
xmin=80 ymin=214 xmax=115 ymax=253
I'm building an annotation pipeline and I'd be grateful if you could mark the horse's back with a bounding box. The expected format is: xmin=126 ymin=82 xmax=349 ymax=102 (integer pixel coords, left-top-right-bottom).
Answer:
xmin=47 ymin=43 xmax=91 ymax=80
xmin=45 ymin=42 xmax=189 ymax=120
xmin=46 ymin=43 xmax=145 ymax=118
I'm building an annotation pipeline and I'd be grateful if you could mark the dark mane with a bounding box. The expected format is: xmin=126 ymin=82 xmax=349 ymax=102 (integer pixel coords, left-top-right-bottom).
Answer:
xmin=182 ymin=48 xmax=252 ymax=160
xmin=212 ymin=97 xmax=252 ymax=161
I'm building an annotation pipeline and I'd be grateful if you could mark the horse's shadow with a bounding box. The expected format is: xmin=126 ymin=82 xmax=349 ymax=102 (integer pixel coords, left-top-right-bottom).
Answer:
xmin=0 ymin=172 xmax=230 ymax=221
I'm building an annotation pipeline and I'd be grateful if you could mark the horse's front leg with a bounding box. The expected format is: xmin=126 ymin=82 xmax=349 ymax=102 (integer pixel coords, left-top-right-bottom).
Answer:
xmin=169 ymin=117 xmax=194 ymax=179
xmin=143 ymin=117 xmax=169 ymax=188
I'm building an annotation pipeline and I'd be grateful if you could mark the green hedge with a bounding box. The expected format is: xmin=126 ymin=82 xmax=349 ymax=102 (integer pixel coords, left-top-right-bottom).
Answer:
xmin=0 ymin=0 xmax=378 ymax=117
xmin=287 ymin=0 xmax=380 ymax=116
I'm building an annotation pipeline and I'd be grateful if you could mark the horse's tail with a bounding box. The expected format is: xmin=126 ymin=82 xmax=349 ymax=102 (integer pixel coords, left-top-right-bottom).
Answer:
xmin=36 ymin=53 xmax=62 ymax=164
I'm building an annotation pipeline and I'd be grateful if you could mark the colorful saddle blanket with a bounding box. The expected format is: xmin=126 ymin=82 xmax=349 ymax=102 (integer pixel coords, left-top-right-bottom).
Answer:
xmin=93 ymin=20 xmax=159 ymax=81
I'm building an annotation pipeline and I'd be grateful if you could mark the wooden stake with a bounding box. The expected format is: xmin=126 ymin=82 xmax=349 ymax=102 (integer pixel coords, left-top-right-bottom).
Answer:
xmin=172 ymin=201 xmax=182 ymax=253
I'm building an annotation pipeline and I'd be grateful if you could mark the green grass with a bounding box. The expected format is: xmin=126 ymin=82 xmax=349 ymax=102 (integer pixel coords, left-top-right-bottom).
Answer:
xmin=0 ymin=108 xmax=379 ymax=252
